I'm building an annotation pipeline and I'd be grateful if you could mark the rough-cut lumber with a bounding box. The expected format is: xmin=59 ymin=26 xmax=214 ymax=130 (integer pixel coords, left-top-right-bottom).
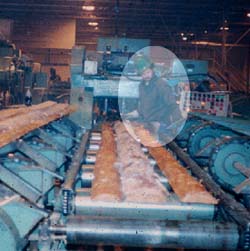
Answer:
xmin=91 ymin=123 xmax=122 ymax=202
xmin=0 ymin=101 xmax=56 ymax=122
xmin=132 ymin=122 xmax=162 ymax=147
xmin=149 ymin=146 xmax=218 ymax=204
xmin=114 ymin=121 xmax=169 ymax=204
xmin=0 ymin=101 xmax=76 ymax=148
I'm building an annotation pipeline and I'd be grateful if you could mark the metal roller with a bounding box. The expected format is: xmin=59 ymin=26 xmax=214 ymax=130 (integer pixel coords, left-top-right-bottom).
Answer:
xmin=74 ymin=196 xmax=215 ymax=221
xmin=85 ymin=155 xmax=96 ymax=164
xmin=90 ymin=133 xmax=102 ymax=141
xmin=81 ymin=171 xmax=94 ymax=187
xmin=51 ymin=217 xmax=239 ymax=250
xmin=88 ymin=144 xmax=100 ymax=151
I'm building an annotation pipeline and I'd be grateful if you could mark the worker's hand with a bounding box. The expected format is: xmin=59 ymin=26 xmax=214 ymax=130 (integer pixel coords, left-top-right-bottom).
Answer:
xmin=123 ymin=110 xmax=139 ymax=119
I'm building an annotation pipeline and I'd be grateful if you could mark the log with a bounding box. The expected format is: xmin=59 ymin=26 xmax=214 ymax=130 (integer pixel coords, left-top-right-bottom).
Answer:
xmin=114 ymin=121 xmax=169 ymax=204
xmin=0 ymin=101 xmax=76 ymax=148
xmin=149 ymin=146 xmax=218 ymax=204
xmin=91 ymin=123 xmax=122 ymax=202
xmin=0 ymin=101 xmax=56 ymax=122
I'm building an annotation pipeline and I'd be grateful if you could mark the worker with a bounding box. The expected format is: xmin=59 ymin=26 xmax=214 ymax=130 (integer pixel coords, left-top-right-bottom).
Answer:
xmin=124 ymin=54 xmax=182 ymax=143
xmin=49 ymin=67 xmax=61 ymax=85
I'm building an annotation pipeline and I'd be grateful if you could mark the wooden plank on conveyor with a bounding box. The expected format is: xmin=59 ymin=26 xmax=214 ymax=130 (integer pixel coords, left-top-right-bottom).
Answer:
xmin=149 ymin=146 xmax=218 ymax=204
xmin=0 ymin=101 xmax=76 ymax=148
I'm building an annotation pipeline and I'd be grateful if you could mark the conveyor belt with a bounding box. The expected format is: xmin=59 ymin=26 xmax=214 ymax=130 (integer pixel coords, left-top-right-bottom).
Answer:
xmin=192 ymin=112 xmax=250 ymax=136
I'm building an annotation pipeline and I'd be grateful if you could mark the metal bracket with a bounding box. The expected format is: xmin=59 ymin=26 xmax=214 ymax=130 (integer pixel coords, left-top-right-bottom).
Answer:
xmin=16 ymin=141 xmax=58 ymax=172
xmin=36 ymin=129 xmax=67 ymax=153
xmin=233 ymin=163 xmax=250 ymax=194
xmin=195 ymin=138 xmax=221 ymax=157
xmin=0 ymin=164 xmax=42 ymax=203
xmin=50 ymin=123 xmax=80 ymax=143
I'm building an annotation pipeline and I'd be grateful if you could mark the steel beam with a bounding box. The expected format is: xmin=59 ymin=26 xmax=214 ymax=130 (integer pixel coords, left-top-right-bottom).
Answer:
xmin=0 ymin=164 xmax=42 ymax=203
xmin=36 ymin=129 xmax=67 ymax=153
xmin=17 ymin=141 xmax=58 ymax=172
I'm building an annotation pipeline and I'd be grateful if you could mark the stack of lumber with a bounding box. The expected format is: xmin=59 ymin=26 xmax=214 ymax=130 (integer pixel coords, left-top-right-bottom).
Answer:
xmin=0 ymin=101 xmax=76 ymax=148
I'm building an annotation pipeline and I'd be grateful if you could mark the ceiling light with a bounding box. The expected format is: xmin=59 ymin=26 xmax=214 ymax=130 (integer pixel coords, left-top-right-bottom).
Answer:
xmin=88 ymin=22 xmax=98 ymax=26
xmin=180 ymin=33 xmax=184 ymax=36
xmin=82 ymin=5 xmax=95 ymax=11
xmin=247 ymin=13 xmax=250 ymax=18
xmin=182 ymin=37 xmax=188 ymax=41
xmin=220 ymin=26 xmax=229 ymax=31
xmin=204 ymin=30 xmax=208 ymax=34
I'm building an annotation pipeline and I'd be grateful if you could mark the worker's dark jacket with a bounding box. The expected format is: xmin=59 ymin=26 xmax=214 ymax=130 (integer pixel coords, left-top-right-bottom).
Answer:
xmin=138 ymin=75 xmax=179 ymax=125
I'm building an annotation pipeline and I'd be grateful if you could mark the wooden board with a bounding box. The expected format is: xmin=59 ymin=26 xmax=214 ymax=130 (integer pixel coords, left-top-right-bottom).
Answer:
xmin=91 ymin=123 xmax=122 ymax=202
xmin=149 ymin=147 xmax=218 ymax=204
xmin=0 ymin=101 xmax=76 ymax=148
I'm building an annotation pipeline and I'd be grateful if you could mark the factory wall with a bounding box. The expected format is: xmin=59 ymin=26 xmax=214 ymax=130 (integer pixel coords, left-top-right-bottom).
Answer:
xmin=12 ymin=18 xmax=76 ymax=81
xmin=9 ymin=17 xmax=249 ymax=89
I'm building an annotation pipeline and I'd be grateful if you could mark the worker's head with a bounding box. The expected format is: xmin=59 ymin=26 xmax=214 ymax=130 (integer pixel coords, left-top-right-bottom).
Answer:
xmin=141 ymin=68 xmax=154 ymax=81
xmin=134 ymin=54 xmax=154 ymax=81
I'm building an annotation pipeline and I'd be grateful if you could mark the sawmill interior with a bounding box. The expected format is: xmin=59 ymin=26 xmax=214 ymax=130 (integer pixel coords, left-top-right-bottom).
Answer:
xmin=0 ymin=0 xmax=250 ymax=250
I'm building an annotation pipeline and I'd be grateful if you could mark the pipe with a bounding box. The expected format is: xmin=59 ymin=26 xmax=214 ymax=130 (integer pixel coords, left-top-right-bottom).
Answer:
xmin=51 ymin=217 xmax=239 ymax=250
xmin=74 ymin=196 xmax=215 ymax=221
xmin=63 ymin=131 xmax=89 ymax=190
xmin=61 ymin=131 xmax=89 ymax=215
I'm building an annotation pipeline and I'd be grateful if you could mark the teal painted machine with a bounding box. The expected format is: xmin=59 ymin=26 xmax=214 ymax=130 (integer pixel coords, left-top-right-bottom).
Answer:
xmin=0 ymin=114 xmax=87 ymax=251
xmin=0 ymin=195 xmax=47 ymax=251
xmin=176 ymin=113 xmax=250 ymax=203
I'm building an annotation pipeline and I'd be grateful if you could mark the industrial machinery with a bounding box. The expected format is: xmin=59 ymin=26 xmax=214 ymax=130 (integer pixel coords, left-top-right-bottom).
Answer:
xmin=0 ymin=39 xmax=50 ymax=107
xmin=0 ymin=38 xmax=250 ymax=251
xmin=176 ymin=113 xmax=250 ymax=207
xmin=0 ymin=105 xmax=249 ymax=250
xmin=0 ymin=40 xmax=25 ymax=107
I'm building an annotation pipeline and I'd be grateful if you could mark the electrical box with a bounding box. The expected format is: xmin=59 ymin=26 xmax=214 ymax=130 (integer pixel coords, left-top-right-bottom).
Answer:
xmin=182 ymin=91 xmax=230 ymax=116
xmin=84 ymin=60 xmax=98 ymax=75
